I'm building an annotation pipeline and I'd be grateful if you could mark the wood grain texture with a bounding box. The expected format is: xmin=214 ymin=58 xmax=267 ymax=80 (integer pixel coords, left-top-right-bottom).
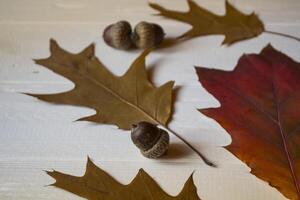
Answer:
xmin=1 ymin=0 xmax=300 ymax=199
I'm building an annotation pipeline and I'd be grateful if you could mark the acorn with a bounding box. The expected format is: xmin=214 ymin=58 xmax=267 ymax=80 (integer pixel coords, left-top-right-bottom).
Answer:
xmin=132 ymin=21 xmax=165 ymax=49
xmin=103 ymin=20 xmax=133 ymax=50
xmin=131 ymin=121 xmax=169 ymax=159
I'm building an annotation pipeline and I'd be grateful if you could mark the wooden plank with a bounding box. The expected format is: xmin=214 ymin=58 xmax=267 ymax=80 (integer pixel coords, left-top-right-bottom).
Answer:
xmin=1 ymin=0 xmax=300 ymax=199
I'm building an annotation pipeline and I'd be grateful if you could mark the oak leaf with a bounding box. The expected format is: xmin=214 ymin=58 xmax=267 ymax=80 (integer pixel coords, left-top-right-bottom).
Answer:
xmin=47 ymin=158 xmax=201 ymax=200
xmin=196 ymin=45 xmax=300 ymax=199
xmin=26 ymin=39 xmax=214 ymax=166
xmin=150 ymin=0 xmax=265 ymax=45
xmin=27 ymin=39 xmax=174 ymax=130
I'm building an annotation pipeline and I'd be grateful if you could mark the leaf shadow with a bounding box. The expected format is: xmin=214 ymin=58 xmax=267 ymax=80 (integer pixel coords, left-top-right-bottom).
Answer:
xmin=147 ymin=60 xmax=181 ymax=126
xmin=156 ymin=37 xmax=186 ymax=50
xmin=169 ymin=86 xmax=180 ymax=124
xmin=148 ymin=37 xmax=192 ymax=54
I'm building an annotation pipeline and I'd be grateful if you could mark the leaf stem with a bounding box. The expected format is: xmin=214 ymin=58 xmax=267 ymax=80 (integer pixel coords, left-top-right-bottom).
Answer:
xmin=264 ymin=30 xmax=300 ymax=42
xmin=161 ymin=125 xmax=216 ymax=167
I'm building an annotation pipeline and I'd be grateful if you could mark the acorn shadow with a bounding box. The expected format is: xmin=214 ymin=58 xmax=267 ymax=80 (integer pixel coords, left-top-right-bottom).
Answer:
xmin=161 ymin=142 xmax=193 ymax=159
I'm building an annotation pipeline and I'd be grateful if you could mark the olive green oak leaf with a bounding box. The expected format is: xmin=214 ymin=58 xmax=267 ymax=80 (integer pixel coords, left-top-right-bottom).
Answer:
xmin=27 ymin=39 xmax=174 ymax=129
xmin=150 ymin=0 xmax=265 ymax=45
xmin=47 ymin=157 xmax=201 ymax=200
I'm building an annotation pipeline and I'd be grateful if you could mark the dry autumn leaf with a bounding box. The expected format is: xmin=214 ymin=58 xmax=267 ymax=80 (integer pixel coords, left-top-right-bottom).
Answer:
xmin=27 ymin=39 xmax=174 ymax=130
xmin=47 ymin=158 xmax=201 ymax=200
xmin=26 ymin=39 xmax=214 ymax=166
xmin=150 ymin=0 xmax=264 ymax=45
xmin=196 ymin=45 xmax=300 ymax=199
xmin=150 ymin=0 xmax=300 ymax=47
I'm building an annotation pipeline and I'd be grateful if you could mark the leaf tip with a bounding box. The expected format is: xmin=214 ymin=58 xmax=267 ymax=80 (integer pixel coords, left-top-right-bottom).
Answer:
xmin=86 ymin=156 xmax=99 ymax=172
xmin=44 ymin=169 xmax=52 ymax=175
xmin=194 ymin=66 xmax=205 ymax=76
xmin=81 ymin=43 xmax=96 ymax=59
xmin=43 ymin=183 xmax=53 ymax=188
xmin=148 ymin=1 xmax=155 ymax=7
xmin=221 ymin=36 xmax=235 ymax=46
xmin=33 ymin=58 xmax=48 ymax=66
xmin=137 ymin=168 xmax=149 ymax=178
xmin=164 ymin=80 xmax=175 ymax=89
xmin=260 ymin=43 xmax=278 ymax=55
xmin=148 ymin=2 xmax=161 ymax=10
xmin=170 ymin=80 xmax=175 ymax=87
xmin=225 ymin=0 xmax=236 ymax=11
xmin=49 ymin=38 xmax=60 ymax=53
xmin=76 ymin=114 xmax=98 ymax=123
xmin=138 ymin=168 xmax=145 ymax=173
xmin=45 ymin=169 xmax=59 ymax=181
xmin=32 ymin=58 xmax=39 ymax=63
xmin=264 ymin=43 xmax=275 ymax=50
xmin=187 ymin=0 xmax=196 ymax=7
xmin=87 ymin=156 xmax=93 ymax=164
xmin=188 ymin=171 xmax=196 ymax=183
xmin=21 ymin=92 xmax=38 ymax=99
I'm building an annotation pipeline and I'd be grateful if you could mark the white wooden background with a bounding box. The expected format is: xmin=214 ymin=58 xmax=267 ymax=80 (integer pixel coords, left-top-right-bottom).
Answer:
xmin=1 ymin=0 xmax=300 ymax=199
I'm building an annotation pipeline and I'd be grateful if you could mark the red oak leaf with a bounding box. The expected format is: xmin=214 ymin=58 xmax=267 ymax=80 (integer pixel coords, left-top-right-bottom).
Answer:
xmin=196 ymin=45 xmax=300 ymax=200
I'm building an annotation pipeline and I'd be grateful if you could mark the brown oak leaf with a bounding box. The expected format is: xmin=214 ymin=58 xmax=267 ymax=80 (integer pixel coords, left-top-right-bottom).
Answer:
xmin=150 ymin=0 xmax=264 ymax=45
xmin=25 ymin=39 xmax=214 ymax=166
xmin=27 ymin=39 xmax=174 ymax=130
xmin=47 ymin=158 xmax=201 ymax=200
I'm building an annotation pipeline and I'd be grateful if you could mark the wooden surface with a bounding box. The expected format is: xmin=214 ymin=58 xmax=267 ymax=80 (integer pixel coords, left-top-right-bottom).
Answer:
xmin=1 ymin=0 xmax=300 ymax=199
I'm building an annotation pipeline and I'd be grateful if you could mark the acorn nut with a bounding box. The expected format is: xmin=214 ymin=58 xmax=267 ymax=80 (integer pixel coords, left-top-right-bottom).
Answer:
xmin=131 ymin=121 xmax=169 ymax=159
xmin=103 ymin=20 xmax=133 ymax=50
xmin=132 ymin=21 xmax=165 ymax=49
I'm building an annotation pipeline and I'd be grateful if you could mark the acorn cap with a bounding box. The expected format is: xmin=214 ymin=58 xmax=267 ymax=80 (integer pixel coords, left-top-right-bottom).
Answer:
xmin=103 ymin=20 xmax=133 ymax=50
xmin=132 ymin=21 xmax=165 ymax=49
xmin=141 ymin=129 xmax=169 ymax=159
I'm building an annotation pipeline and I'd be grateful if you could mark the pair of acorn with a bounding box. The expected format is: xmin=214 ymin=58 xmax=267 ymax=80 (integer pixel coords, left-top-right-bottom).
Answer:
xmin=104 ymin=22 xmax=168 ymax=158
xmin=103 ymin=21 xmax=165 ymax=50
